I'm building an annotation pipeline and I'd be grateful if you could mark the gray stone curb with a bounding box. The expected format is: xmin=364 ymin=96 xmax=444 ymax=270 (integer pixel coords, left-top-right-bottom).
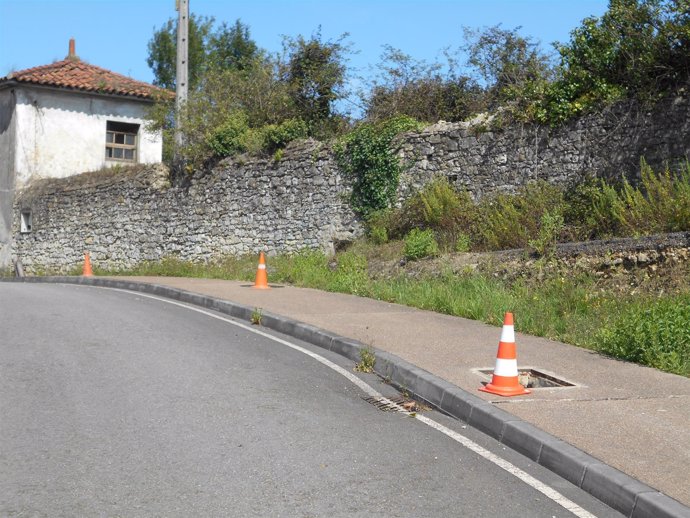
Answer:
xmin=3 ymin=276 xmax=689 ymax=518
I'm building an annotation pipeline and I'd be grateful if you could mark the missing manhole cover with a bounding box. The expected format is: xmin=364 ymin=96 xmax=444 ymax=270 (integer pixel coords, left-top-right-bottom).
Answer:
xmin=477 ymin=368 xmax=575 ymax=389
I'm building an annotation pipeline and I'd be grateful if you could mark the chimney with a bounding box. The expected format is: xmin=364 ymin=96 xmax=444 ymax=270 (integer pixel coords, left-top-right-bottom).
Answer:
xmin=68 ymin=38 xmax=77 ymax=60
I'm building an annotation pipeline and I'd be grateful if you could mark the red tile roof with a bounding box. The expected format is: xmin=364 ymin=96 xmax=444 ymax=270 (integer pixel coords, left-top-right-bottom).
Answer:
xmin=1 ymin=57 xmax=171 ymax=100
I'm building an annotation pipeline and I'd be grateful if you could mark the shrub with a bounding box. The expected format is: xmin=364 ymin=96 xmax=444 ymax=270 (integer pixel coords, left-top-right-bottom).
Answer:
xmin=364 ymin=45 xmax=486 ymax=123
xmin=455 ymin=233 xmax=471 ymax=253
xmin=564 ymin=161 xmax=690 ymax=239
xmin=563 ymin=178 xmax=618 ymax=239
xmin=597 ymin=296 xmax=690 ymax=376
xmin=365 ymin=209 xmax=397 ymax=244
xmin=207 ymin=112 xmax=251 ymax=157
xmin=208 ymin=115 xmax=310 ymax=159
xmin=544 ymin=0 xmax=690 ymax=124
xmin=361 ymin=162 xmax=690 ymax=254
xmin=239 ymin=127 xmax=267 ymax=155
xmin=528 ymin=209 xmax=565 ymax=258
xmin=403 ymin=228 xmax=439 ymax=260
xmin=613 ymin=161 xmax=690 ymax=236
xmin=464 ymin=25 xmax=553 ymax=111
xmin=261 ymin=118 xmax=309 ymax=152
xmin=400 ymin=177 xmax=477 ymax=250
xmin=416 ymin=177 xmax=463 ymax=227
xmin=476 ymin=181 xmax=564 ymax=250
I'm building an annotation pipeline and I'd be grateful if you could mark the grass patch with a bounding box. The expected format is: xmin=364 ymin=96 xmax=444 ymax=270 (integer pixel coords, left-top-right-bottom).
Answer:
xmin=596 ymin=295 xmax=690 ymax=376
xmin=366 ymin=270 xmax=611 ymax=349
xmin=116 ymin=255 xmax=257 ymax=281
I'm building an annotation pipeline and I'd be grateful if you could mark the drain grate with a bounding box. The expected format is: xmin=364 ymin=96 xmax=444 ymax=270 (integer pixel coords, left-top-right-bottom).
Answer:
xmin=362 ymin=395 xmax=428 ymax=413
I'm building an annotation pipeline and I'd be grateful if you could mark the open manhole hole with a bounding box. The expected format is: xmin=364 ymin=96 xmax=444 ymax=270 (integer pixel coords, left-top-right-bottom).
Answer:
xmin=476 ymin=368 xmax=576 ymax=389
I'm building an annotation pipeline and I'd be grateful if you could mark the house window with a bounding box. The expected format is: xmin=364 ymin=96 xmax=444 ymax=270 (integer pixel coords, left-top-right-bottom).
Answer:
xmin=20 ymin=209 xmax=32 ymax=233
xmin=106 ymin=121 xmax=139 ymax=162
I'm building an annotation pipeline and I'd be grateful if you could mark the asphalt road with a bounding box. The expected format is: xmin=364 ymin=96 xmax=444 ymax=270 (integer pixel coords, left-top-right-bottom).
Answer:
xmin=0 ymin=283 xmax=623 ymax=517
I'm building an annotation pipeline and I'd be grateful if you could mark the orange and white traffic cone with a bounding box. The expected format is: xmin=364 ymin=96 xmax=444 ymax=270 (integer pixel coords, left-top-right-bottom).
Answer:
xmin=82 ymin=252 xmax=94 ymax=277
xmin=253 ymin=251 xmax=269 ymax=289
xmin=479 ymin=312 xmax=530 ymax=397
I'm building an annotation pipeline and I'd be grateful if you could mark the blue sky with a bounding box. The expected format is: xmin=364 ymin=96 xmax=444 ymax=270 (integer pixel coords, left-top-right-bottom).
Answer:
xmin=0 ymin=0 xmax=608 ymax=86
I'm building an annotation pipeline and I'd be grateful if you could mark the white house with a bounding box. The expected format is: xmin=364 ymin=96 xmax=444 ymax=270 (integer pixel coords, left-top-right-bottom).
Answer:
xmin=0 ymin=39 xmax=169 ymax=269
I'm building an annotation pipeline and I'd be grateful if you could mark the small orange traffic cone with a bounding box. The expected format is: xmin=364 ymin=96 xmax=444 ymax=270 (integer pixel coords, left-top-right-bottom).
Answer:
xmin=479 ymin=312 xmax=530 ymax=397
xmin=82 ymin=252 xmax=94 ymax=277
xmin=252 ymin=251 xmax=269 ymax=289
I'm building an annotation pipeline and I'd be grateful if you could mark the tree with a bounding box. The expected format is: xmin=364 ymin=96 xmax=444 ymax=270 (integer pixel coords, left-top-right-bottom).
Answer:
xmin=281 ymin=29 xmax=352 ymax=132
xmin=555 ymin=0 xmax=690 ymax=101
xmin=207 ymin=19 xmax=261 ymax=72
xmin=147 ymin=55 xmax=298 ymax=169
xmin=146 ymin=14 xmax=214 ymax=90
xmin=146 ymin=16 xmax=270 ymax=170
xmin=464 ymin=25 xmax=553 ymax=107
xmin=146 ymin=16 xmax=260 ymax=90
xmin=365 ymin=46 xmax=485 ymax=123
xmin=529 ymin=0 xmax=690 ymax=123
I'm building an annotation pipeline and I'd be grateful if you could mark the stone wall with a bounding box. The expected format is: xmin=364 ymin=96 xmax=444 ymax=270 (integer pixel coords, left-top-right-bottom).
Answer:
xmin=8 ymin=93 xmax=690 ymax=273
xmin=396 ymin=94 xmax=690 ymax=200
xmin=11 ymin=140 xmax=358 ymax=272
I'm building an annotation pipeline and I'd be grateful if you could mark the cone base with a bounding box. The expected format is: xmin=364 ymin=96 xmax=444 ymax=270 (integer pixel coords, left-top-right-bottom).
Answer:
xmin=479 ymin=382 xmax=531 ymax=397
xmin=253 ymin=270 xmax=269 ymax=289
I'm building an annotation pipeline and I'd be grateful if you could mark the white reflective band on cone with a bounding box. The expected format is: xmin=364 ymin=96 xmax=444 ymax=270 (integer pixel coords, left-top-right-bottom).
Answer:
xmin=258 ymin=264 xmax=266 ymax=269
xmin=493 ymin=358 xmax=519 ymax=377
xmin=500 ymin=325 xmax=515 ymax=343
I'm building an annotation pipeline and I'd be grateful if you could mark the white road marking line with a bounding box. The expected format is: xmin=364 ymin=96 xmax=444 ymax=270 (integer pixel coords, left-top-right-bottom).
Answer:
xmin=105 ymin=287 xmax=598 ymax=518
xmin=415 ymin=414 xmax=597 ymax=518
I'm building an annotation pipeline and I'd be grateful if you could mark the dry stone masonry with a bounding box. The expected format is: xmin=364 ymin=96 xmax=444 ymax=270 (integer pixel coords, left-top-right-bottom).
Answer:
xmin=9 ymin=93 xmax=690 ymax=273
xmin=11 ymin=141 xmax=358 ymax=272
xmin=396 ymin=94 xmax=690 ymax=200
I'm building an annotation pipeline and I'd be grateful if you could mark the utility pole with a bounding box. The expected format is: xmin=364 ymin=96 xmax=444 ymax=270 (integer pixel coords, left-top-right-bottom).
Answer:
xmin=174 ymin=0 xmax=189 ymax=165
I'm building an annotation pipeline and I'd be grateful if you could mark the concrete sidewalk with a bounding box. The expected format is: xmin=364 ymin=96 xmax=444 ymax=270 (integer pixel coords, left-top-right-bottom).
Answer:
xmin=109 ymin=276 xmax=690 ymax=509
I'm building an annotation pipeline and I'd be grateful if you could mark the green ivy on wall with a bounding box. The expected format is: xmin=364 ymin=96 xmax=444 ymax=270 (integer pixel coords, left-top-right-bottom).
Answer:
xmin=335 ymin=116 xmax=423 ymax=216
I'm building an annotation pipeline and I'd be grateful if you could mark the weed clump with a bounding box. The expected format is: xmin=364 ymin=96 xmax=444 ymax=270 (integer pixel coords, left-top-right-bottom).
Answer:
xmin=364 ymin=161 xmax=690 ymax=255
xmin=355 ymin=347 xmax=376 ymax=373
xmin=476 ymin=181 xmax=564 ymax=251
xmin=403 ymin=229 xmax=439 ymax=260
xmin=528 ymin=209 xmax=565 ymax=258
xmin=251 ymin=307 xmax=263 ymax=325
xmin=597 ymin=296 xmax=690 ymax=376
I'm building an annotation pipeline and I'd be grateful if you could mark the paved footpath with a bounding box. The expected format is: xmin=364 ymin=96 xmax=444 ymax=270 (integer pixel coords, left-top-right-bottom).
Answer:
xmin=110 ymin=276 xmax=690 ymax=510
